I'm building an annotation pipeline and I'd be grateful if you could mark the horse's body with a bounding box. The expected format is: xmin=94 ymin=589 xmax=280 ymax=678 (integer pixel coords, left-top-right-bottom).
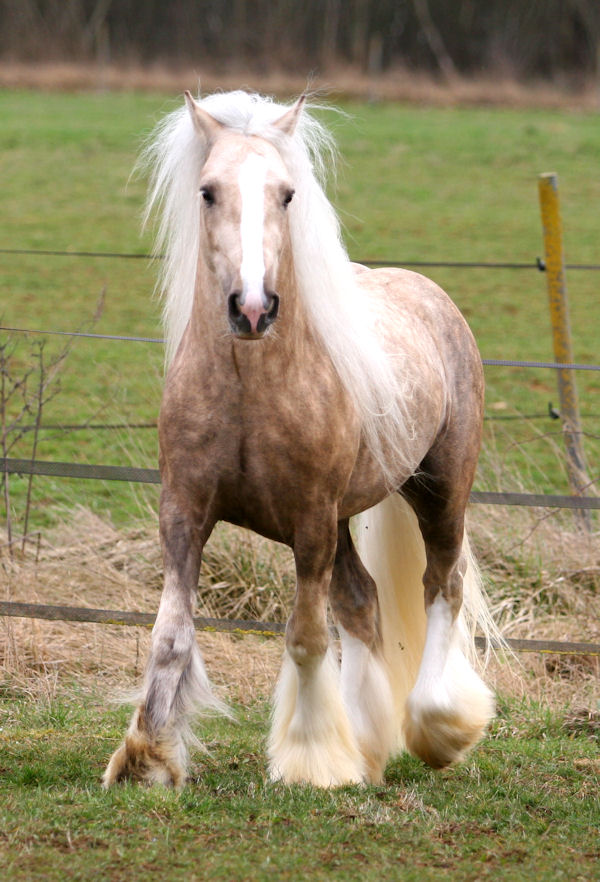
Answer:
xmin=104 ymin=91 xmax=495 ymax=788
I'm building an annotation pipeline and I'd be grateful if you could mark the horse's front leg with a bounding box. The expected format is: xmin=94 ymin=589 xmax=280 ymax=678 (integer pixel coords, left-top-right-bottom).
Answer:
xmin=268 ymin=514 xmax=365 ymax=787
xmin=103 ymin=489 xmax=225 ymax=788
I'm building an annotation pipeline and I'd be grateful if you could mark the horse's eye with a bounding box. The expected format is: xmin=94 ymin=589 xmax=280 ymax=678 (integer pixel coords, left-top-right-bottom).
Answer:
xmin=282 ymin=189 xmax=295 ymax=208
xmin=200 ymin=187 xmax=215 ymax=206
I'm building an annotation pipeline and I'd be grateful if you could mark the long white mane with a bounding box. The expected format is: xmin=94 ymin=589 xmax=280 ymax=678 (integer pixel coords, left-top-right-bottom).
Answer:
xmin=141 ymin=90 xmax=424 ymax=481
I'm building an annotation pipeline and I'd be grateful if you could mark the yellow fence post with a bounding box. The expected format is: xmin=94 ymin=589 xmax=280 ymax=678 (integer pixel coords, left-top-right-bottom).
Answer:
xmin=538 ymin=172 xmax=591 ymax=525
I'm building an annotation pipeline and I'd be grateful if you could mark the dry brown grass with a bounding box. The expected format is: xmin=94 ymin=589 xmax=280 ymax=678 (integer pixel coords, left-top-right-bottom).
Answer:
xmin=0 ymin=508 xmax=290 ymax=705
xmin=1 ymin=502 xmax=598 ymax=713
xmin=1 ymin=60 xmax=599 ymax=110
xmin=470 ymin=502 xmax=599 ymax=711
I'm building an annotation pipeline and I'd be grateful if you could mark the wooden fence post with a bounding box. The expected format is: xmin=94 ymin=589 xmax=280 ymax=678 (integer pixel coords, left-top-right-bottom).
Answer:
xmin=538 ymin=172 xmax=591 ymax=526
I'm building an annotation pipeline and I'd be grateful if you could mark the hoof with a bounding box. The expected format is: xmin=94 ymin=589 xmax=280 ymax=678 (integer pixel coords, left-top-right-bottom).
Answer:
xmin=403 ymin=705 xmax=489 ymax=769
xmin=268 ymin=733 xmax=365 ymax=788
xmin=403 ymin=665 xmax=495 ymax=769
xmin=268 ymin=650 xmax=366 ymax=788
xmin=102 ymin=712 xmax=187 ymax=788
xmin=356 ymin=738 xmax=388 ymax=785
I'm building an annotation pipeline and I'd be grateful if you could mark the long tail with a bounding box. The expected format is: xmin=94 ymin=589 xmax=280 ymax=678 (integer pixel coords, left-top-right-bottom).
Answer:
xmin=356 ymin=493 xmax=497 ymax=754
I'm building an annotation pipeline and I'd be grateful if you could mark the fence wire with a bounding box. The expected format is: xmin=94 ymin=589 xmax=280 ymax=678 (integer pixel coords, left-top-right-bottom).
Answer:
xmin=2 ymin=325 xmax=600 ymax=373
xmin=2 ymin=457 xmax=600 ymax=510
xmin=2 ymin=256 xmax=599 ymax=505
xmin=1 ymin=600 xmax=599 ymax=656
xmin=3 ymin=246 xmax=600 ymax=272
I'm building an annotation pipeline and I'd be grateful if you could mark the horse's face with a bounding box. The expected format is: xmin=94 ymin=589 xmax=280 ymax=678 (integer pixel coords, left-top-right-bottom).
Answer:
xmin=198 ymin=135 xmax=294 ymax=339
xmin=185 ymin=93 xmax=304 ymax=340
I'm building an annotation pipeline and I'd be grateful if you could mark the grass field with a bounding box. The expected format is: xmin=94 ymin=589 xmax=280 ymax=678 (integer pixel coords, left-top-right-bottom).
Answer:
xmin=1 ymin=88 xmax=599 ymax=530
xmin=1 ymin=86 xmax=599 ymax=881
xmin=0 ymin=682 xmax=598 ymax=881
xmin=0 ymin=91 xmax=600 ymax=882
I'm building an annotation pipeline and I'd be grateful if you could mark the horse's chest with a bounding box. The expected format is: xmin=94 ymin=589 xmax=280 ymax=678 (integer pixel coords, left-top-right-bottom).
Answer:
xmin=232 ymin=391 xmax=352 ymax=487
xmin=160 ymin=349 xmax=360 ymax=537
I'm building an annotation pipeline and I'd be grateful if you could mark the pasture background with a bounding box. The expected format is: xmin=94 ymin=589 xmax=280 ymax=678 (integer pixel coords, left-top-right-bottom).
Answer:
xmin=1 ymin=88 xmax=599 ymax=879
xmin=1 ymin=89 xmax=600 ymax=529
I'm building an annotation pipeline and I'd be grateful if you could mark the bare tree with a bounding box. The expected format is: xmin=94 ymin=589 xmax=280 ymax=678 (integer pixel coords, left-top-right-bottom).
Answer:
xmin=411 ymin=0 xmax=457 ymax=80
xmin=0 ymin=1 xmax=599 ymax=82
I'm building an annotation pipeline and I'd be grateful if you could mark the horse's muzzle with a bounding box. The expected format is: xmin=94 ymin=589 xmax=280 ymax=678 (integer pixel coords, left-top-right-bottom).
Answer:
xmin=228 ymin=290 xmax=279 ymax=338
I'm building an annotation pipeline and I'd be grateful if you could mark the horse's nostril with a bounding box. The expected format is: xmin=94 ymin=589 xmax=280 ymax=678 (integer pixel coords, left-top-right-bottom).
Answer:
xmin=265 ymin=293 xmax=279 ymax=322
xmin=228 ymin=292 xmax=242 ymax=321
xmin=228 ymin=291 xmax=253 ymax=335
xmin=255 ymin=294 xmax=279 ymax=334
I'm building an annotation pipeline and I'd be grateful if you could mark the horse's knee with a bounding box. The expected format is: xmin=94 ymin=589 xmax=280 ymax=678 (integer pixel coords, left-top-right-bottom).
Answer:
xmin=151 ymin=622 xmax=195 ymax=671
xmin=285 ymin=638 xmax=329 ymax=680
xmin=285 ymin=608 xmax=329 ymax=666
xmin=143 ymin=622 xmax=195 ymax=728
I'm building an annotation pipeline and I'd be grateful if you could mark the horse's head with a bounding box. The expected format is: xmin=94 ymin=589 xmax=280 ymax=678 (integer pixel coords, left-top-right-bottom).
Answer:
xmin=185 ymin=92 xmax=303 ymax=340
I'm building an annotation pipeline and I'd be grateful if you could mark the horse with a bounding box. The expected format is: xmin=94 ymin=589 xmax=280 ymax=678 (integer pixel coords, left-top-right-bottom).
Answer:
xmin=103 ymin=90 xmax=497 ymax=789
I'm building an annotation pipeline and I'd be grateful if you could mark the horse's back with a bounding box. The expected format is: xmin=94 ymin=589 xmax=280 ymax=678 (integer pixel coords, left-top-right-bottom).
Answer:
xmin=356 ymin=265 xmax=483 ymax=393
xmin=356 ymin=266 xmax=472 ymax=332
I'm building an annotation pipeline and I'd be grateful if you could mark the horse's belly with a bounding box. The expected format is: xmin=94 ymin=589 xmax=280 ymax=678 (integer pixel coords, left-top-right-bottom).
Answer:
xmin=219 ymin=424 xmax=428 ymax=541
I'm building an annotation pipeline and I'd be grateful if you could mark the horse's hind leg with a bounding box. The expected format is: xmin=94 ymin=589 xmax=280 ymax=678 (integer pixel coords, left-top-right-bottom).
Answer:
xmin=402 ymin=465 xmax=494 ymax=769
xmin=329 ymin=521 xmax=395 ymax=784
xmin=268 ymin=514 xmax=365 ymax=786
xmin=103 ymin=491 xmax=225 ymax=787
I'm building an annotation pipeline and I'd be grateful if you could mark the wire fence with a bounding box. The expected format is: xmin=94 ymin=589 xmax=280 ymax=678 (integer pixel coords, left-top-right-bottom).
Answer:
xmin=2 ymin=245 xmax=599 ymax=657
xmin=1 ymin=599 xmax=599 ymax=656
xmin=3 ymin=246 xmax=600 ymax=272
xmin=2 ymin=325 xmax=600 ymax=373
xmin=2 ymin=244 xmax=599 ymax=508
xmin=3 ymin=247 xmax=600 ymax=370
xmin=2 ymin=456 xmax=600 ymax=511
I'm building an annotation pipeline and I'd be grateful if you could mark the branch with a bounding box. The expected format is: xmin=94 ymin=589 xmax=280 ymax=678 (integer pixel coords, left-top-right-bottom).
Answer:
xmin=411 ymin=0 xmax=458 ymax=80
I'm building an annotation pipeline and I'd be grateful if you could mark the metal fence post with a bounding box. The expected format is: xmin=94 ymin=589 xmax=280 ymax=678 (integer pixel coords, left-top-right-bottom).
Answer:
xmin=538 ymin=172 xmax=592 ymax=525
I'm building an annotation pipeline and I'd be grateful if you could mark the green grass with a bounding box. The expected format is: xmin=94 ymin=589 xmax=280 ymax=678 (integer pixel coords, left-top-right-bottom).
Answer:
xmin=0 ymin=688 xmax=598 ymax=880
xmin=1 ymin=90 xmax=599 ymax=529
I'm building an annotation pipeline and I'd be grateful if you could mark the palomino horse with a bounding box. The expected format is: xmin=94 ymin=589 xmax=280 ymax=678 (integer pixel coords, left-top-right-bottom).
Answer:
xmin=103 ymin=90 xmax=496 ymax=788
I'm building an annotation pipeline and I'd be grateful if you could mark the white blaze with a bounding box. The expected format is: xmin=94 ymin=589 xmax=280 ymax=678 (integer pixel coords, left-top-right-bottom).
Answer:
xmin=238 ymin=153 xmax=267 ymax=311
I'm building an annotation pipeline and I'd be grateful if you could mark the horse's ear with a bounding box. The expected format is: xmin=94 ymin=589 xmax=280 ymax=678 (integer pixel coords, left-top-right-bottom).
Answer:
xmin=184 ymin=91 xmax=224 ymax=143
xmin=273 ymin=95 xmax=306 ymax=136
